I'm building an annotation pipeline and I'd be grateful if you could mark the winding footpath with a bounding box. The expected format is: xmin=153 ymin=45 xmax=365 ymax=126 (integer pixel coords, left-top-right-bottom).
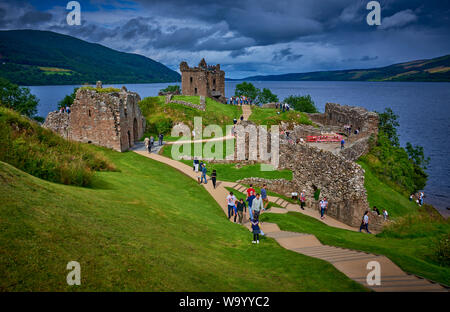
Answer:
xmin=134 ymin=104 xmax=447 ymax=292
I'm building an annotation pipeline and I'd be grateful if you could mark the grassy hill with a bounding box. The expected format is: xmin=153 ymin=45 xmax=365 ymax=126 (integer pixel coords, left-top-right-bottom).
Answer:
xmin=240 ymin=54 xmax=450 ymax=82
xmin=0 ymin=30 xmax=180 ymax=86
xmin=0 ymin=107 xmax=114 ymax=186
xmin=139 ymin=96 xmax=242 ymax=139
xmin=0 ymin=150 xmax=366 ymax=291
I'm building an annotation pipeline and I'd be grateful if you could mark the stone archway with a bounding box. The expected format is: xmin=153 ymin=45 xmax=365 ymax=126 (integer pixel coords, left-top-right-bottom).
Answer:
xmin=133 ymin=118 xmax=138 ymax=142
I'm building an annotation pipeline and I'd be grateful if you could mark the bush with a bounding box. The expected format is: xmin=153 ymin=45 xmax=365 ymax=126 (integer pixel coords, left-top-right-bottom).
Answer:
xmin=160 ymin=85 xmax=180 ymax=94
xmin=360 ymin=108 xmax=429 ymax=194
xmin=0 ymin=77 xmax=39 ymax=117
xmin=58 ymin=88 xmax=78 ymax=109
xmin=257 ymin=88 xmax=279 ymax=104
xmin=284 ymin=95 xmax=318 ymax=113
xmin=0 ymin=107 xmax=115 ymax=186
xmin=433 ymin=234 xmax=450 ymax=266
xmin=234 ymin=82 xmax=260 ymax=101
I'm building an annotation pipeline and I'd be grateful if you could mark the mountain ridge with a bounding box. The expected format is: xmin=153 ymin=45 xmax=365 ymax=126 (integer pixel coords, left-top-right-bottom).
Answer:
xmin=0 ymin=29 xmax=181 ymax=85
xmin=233 ymin=54 xmax=450 ymax=82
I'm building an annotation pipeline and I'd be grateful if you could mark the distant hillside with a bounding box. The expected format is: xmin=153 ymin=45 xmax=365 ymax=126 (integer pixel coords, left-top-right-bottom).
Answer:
xmin=239 ymin=54 xmax=450 ymax=82
xmin=0 ymin=30 xmax=180 ymax=85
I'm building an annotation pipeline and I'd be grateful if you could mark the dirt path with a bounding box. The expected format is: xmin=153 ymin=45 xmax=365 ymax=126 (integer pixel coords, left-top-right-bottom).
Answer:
xmin=133 ymin=150 xmax=447 ymax=292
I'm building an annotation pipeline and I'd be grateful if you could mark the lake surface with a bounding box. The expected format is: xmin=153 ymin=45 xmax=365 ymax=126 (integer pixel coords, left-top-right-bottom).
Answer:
xmin=27 ymin=81 xmax=450 ymax=216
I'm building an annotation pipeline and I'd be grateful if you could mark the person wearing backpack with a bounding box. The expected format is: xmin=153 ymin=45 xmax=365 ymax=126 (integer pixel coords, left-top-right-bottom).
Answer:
xmin=211 ymin=169 xmax=217 ymax=189
xmin=251 ymin=215 xmax=261 ymax=244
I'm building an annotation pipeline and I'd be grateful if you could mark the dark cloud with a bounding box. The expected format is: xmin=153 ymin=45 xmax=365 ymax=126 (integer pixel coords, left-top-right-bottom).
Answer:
xmin=1 ymin=0 xmax=449 ymax=77
xmin=272 ymin=48 xmax=303 ymax=62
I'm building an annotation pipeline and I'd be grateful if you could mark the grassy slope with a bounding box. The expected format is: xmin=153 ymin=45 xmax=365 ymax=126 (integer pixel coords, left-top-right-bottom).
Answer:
xmin=0 ymin=150 xmax=365 ymax=291
xmin=261 ymin=163 xmax=450 ymax=285
xmin=139 ymin=96 xmax=242 ymax=139
xmin=249 ymin=107 xmax=314 ymax=127
xmin=161 ymin=140 xmax=293 ymax=182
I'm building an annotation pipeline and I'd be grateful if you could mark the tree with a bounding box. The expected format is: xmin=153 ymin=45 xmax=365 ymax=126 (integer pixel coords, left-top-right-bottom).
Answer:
xmin=0 ymin=77 xmax=39 ymax=117
xmin=234 ymin=82 xmax=259 ymax=100
xmin=284 ymin=95 xmax=318 ymax=113
xmin=159 ymin=85 xmax=180 ymax=94
xmin=58 ymin=88 xmax=78 ymax=109
xmin=257 ymin=88 xmax=279 ymax=104
xmin=406 ymin=142 xmax=430 ymax=170
xmin=378 ymin=107 xmax=400 ymax=146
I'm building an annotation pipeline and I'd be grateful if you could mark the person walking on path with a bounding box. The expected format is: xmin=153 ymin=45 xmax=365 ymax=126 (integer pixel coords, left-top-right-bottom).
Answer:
xmin=261 ymin=184 xmax=269 ymax=209
xmin=236 ymin=199 xmax=246 ymax=224
xmin=226 ymin=192 xmax=237 ymax=220
xmin=150 ymin=136 xmax=155 ymax=151
xmin=246 ymin=185 xmax=256 ymax=221
xmin=158 ymin=133 xmax=164 ymax=146
xmin=251 ymin=216 xmax=261 ymax=244
xmin=299 ymin=190 xmax=306 ymax=210
xmin=201 ymin=163 xmax=208 ymax=184
xmin=252 ymin=193 xmax=264 ymax=220
xmin=193 ymin=157 xmax=199 ymax=172
xmin=341 ymin=138 xmax=345 ymax=150
xmin=319 ymin=197 xmax=328 ymax=220
xmin=359 ymin=211 xmax=372 ymax=234
xmin=211 ymin=169 xmax=217 ymax=189
xmin=144 ymin=137 xmax=150 ymax=153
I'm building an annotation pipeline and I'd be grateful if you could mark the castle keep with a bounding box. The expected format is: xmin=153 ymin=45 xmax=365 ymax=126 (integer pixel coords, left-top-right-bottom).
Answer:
xmin=180 ymin=58 xmax=226 ymax=103
xmin=43 ymin=83 xmax=145 ymax=152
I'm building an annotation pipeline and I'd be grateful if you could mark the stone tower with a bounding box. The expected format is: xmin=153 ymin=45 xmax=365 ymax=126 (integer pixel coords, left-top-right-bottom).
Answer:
xmin=180 ymin=58 xmax=226 ymax=103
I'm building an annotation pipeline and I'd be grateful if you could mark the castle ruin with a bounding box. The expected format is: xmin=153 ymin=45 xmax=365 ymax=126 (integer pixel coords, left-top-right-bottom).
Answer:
xmin=43 ymin=83 xmax=145 ymax=152
xmin=180 ymin=58 xmax=226 ymax=103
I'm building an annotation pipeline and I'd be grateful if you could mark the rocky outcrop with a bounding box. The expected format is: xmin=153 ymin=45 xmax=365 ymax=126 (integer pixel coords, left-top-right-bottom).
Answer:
xmin=42 ymin=111 xmax=70 ymax=139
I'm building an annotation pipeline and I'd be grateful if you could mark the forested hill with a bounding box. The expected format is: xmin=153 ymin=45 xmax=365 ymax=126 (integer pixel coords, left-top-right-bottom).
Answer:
xmin=239 ymin=54 xmax=450 ymax=82
xmin=0 ymin=30 xmax=181 ymax=86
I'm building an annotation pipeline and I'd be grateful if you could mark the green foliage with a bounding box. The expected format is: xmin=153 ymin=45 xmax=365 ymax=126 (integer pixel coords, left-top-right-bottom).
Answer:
xmin=139 ymin=96 xmax=242 ymax=137
xmin=58 ymin=87 xmax=78 ymax=109
xmin=80 ymin=86 xmax=120 ymax=93
xmin=0 ymin=77 xmax=39 ymax=117
xmin=0 ymin=107 xmax=114 ymax=186
xmin=433 ymin=234 xmax=450 ymax=266
xmin=360 ymin=108 xmax=429 ymax=194
xmin=234 ymin=82 xmax=260 ymax=100
xmin=258 ymin=88 xmax=279 ymax=104
xmin=314 ymin=189 xmax=321 ymax=201
xmin=234 ymin=82 xmax=280 ymax=105
xmin=159 ymin=85 xmax=180 ymax=93
xmin=0 ymin=30 xmax=180 ymax=85
xmin=284 ymin=95 xmax=318 ymax=113
xmin=249 ymin=107 xmax=314 ymax=127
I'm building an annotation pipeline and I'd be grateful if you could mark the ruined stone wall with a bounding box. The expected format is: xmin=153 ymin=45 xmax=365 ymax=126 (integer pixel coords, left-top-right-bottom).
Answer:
xmin=180 ymin=59 xmax=225 ymax=102
xmin=42 ymin=111 xmax=70 ymax=139
xmin=43 ymin=86 xmax=145 ymax=152
xmin=239 ymin=140 xmax=374 ymax=227
xmin=309 ymin=103 xmax=379 ymax=136
xmin=165 ymin=94 xmax=206 ymax=111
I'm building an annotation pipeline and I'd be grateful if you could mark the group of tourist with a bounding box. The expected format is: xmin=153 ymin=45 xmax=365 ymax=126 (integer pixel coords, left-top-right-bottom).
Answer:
xmin=59 ymin=106 xmax=71 ymax=114
xmin=410 ymin=192 xmax=425 ymax=206
xmin=193 ymin=158 xmax=212 ymax=186
xmin=144 ymin=133 xmax=164 ymax=153
xmin=228 ymin=96 xmax=253 ymax=105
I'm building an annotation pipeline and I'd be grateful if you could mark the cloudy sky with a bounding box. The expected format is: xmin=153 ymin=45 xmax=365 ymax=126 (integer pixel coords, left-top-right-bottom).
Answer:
xmin=0 ymin=0 xmax=449 ymax=78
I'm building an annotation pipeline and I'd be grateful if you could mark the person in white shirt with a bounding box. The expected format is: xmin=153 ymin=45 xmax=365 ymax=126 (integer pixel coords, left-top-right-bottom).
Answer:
xmin=359 ymin=211 xmax=372 ymax=234
xmin=319 ymin=197 xmax=328 ymax=219
xmin=383 ymin=209 xmax=389 ymax=221
xmin=226 ymin=192 xmax=237 ymax=220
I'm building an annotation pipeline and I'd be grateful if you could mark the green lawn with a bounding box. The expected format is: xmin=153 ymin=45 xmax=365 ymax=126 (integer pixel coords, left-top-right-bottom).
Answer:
xmin=161 ymin=141 xmax=293 ymax=182
xmin=0 ymin=150 xmax=365 ymax=291
xmin=249 ymin=107 xmax=314 ymax=127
